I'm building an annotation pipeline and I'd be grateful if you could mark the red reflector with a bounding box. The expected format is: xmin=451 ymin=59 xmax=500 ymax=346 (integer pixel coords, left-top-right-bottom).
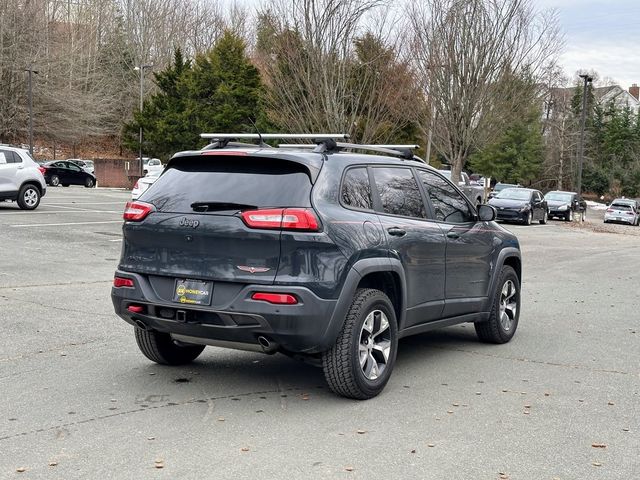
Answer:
xmin=251 ymin=292 xmax=298 ymax=305
xmin=241 ymin=208 xmax=319 ymax=231
xmin=201 ymin=151 xmax=248 ymax=156
xmin=123 ymin=201 xmax=154 ymax=221
xmin=113 ymin=277 xmax=134 ymax=288
xmin=127 ymin=305 xmax=145 ymax=313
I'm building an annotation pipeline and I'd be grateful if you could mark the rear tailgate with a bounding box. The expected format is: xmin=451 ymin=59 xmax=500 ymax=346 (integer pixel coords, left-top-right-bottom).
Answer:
xmin=119 ymin=154 xmax=315 ymax=286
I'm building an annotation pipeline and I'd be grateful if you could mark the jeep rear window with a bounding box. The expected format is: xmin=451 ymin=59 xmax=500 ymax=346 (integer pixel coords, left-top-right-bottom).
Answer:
xmin=141 ymin=156 xmax=312 ymax=213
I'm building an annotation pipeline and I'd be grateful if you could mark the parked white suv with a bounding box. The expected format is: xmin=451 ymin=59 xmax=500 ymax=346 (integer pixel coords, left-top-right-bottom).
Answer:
xmin=0 ymin=145 xmax=47 ymax=210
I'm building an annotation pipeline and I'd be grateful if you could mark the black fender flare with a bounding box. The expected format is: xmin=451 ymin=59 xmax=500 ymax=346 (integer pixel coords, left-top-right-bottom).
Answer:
xmin=482 ymin=247 xmax=522 ymax=312
xmin=319 ymin=257 xmax=407 ymax=349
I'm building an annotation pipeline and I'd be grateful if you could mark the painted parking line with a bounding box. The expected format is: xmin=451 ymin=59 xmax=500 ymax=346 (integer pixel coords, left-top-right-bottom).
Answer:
xmin=45 ymin=202 xmax=126 ymax=205
xmin=10 ymin=221 xmax=123 ymax=228
xmin=0 ymin=210 xmax=121 ymax=215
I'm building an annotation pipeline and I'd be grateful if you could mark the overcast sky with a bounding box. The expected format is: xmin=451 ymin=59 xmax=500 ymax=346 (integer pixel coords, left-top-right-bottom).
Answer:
xmin=237 ymin=0 xmax=640 ymax=89
xmin=537 ymin=0 xmax=640 ymax=88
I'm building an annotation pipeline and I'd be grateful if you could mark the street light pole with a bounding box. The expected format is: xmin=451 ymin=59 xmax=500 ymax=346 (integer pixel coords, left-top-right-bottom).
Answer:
xmin=134 ymin=64 xmax=152 ymax=176
xmin=25 ymin=65 xmax=39 ymax=156
xmin=576 ymin=74 xmax=592 ymax=195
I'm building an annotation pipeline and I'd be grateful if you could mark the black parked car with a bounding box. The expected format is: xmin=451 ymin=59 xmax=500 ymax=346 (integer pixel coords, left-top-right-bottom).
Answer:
xmin=41 ymin=160 xmax=96 ymax=187
xmin=112 ymin=134 xmax=522 ymax=399
xmin=544 ymin=191 xmax=586 ymax=222
xmin=488 ymin=187 xmax=548 ymax=225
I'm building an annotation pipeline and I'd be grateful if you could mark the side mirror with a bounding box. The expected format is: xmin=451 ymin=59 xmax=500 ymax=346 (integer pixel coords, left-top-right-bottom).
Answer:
xmin=478 ymin=204 xmax=496 ymax=221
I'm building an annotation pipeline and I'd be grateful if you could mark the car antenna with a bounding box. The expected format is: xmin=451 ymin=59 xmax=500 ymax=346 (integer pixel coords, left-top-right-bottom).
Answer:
xmin=246 ymin=117 xmax=265 ymax=147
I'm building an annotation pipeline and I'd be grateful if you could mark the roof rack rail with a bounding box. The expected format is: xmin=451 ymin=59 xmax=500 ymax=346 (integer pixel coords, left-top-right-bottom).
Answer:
xmin=199 ymin=133 xmax=350 ymax=140
xmin=280 ymin=142 xmax=426 ymax=163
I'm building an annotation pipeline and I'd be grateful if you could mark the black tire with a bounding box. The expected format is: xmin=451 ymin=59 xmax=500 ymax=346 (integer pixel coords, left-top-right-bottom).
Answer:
xmin=475 ymin=265 xmax=520 ymax=344
xmin=539 ymin=210 xmax=548 ymax=225
xmin=17 ymin=184 xmax=41 ymax=210
xmin=322 ymin=288 xmax=398 ymax=400
xmin=524 ymin=211 xmax=532 ymax=225
xmin=50 ymin=175 xmax=60 ymax=187
xmin=84 ymin=177 xmax=95 ymax=188
xmin=134 ymin=328 xmax=205 ymax=365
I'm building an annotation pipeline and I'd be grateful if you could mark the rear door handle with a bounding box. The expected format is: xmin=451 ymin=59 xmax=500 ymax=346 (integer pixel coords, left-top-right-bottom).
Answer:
xmin=387 ymin=227 xmax=406 ymax=237
xmin=446 ymin=231 xmax=460 ymax=239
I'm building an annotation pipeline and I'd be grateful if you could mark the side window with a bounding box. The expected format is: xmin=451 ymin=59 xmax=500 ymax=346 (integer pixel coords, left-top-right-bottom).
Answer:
xmin=0 ymin=150 xmax=9 ymax=164
xmin=341 ymin=167 xmax=373 ymax=210
xmin=10 ymin=151 xmax=22 ymax=163
xmin=372 ymin=167 xmax=426 ymax=219
xmin=68 ymin=163 xmax=81 ymax=172
xmin=418 ymin=170 xmax=474 ymax=223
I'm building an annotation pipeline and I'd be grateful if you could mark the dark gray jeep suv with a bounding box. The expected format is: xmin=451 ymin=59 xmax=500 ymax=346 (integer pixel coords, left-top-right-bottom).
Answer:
xmin=112 ymin=134 xmax=522 ymax=399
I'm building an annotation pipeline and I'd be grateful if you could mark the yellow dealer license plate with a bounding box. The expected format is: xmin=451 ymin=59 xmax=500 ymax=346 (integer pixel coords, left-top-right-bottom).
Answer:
xmin=173 ymin=279 xmax=213 ymax=306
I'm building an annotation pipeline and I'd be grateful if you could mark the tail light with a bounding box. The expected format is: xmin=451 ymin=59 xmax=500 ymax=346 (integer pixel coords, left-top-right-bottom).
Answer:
xmin=606 ymin=209 xmax=613 ymax=213
xmin=251 ymin=292 xmax=298 ymax=304
xmin=133 ymin=180 xmax=139 ymax=189
xmin=38 ymin=166 xmax=47 ymax=175
xmin=241 ymin=208 xmax=319 ymax=231
xmin=123 ymin=201 xmax=154 ymax=221
xmin=113 ymin=276 xmax=134 ymax=288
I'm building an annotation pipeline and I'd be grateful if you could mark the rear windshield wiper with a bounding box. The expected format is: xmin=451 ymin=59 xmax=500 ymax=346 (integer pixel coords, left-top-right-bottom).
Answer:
xmin=190 ymin=201 xmax=257 ymax=212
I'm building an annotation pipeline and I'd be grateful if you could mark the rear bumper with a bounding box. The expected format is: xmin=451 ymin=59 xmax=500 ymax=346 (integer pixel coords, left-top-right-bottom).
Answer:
xmin=111 ymin=271 xmax=339 ymax=354
xmin=604 ymin=214 xmax=635 ymax=225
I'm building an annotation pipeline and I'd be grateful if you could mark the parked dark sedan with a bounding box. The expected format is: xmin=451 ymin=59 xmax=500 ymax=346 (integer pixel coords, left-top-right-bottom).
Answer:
xmin=488 ymin=188 xmax=548 ymax=225
xmin=41 ymin=161 xmax=96 ymax=187
xmin=544 ymin=190 xmax=586 ymax=221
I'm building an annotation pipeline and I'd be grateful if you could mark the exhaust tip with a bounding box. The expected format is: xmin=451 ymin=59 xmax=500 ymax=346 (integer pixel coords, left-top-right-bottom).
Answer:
xmin=257 ymin=335 xmax=278 ymax=353
xmin=134 ymin=319 xmax=148 ymax=331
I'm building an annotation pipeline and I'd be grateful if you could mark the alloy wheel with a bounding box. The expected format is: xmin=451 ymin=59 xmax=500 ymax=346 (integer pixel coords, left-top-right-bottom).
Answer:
xmin=358 ymin=309 xmax=392 ymax=380
xmin=499 ymin=280 xmax=518 ymax=331
xmin=23 ymin=188 xmax=38 ymax=207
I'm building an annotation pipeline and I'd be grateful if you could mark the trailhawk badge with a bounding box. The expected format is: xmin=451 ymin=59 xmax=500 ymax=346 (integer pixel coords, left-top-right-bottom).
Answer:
xmin=237 ymin=266 xmax=271 ymax=274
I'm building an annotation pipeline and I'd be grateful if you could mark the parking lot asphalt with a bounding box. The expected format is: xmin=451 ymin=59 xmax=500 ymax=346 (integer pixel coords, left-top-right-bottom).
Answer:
xmin=1 ymin=188 xmax=639 ymax=479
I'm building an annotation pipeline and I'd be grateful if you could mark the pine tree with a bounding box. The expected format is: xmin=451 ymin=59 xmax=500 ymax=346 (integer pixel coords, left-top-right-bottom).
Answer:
xmin=123 ymin=32 xmax=264 ymax=161
xmin=469 ymin=107 xmax=543 ymax=185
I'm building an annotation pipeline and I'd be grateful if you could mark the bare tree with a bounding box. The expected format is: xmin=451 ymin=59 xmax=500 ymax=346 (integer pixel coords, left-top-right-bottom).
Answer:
xmin=409 ymin=0 xmax=562 ymax=181
xmin=256 ymin=0 xmax=420 ymax=143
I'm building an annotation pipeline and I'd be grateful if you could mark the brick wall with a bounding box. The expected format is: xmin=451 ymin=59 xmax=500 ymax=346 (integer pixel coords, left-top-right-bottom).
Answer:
xmin=94 ymin=158 xmax=142 ymax=188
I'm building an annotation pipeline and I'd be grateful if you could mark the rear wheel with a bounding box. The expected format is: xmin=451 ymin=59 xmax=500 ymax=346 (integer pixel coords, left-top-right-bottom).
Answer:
xmin=50 ymin=175 xmax=60 ymax=187
xmin=322 ymin=288 xmax=398 ymax=399
xmin=475 ymin=265 xmax=520 ymax=344
xmin=17 ymin=184 xmax=40 ymax=210
xmin=135 ymin=328 xmax=205 ymax=365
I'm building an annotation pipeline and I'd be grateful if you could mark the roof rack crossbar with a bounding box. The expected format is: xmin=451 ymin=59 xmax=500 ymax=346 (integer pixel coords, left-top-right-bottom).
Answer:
xmin=280 ymin=142 xmax=425 ymax=163
xmin=199 ymin=133 xmax=350 ymax=140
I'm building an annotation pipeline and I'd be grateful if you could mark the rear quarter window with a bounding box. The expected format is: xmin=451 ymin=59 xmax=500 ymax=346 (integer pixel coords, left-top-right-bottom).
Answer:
xmin=142 ymin=156 xmax=313 ymax=213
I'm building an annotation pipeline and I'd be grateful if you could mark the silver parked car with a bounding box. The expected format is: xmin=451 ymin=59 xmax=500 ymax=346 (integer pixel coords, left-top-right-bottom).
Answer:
xmin=604 ymin=199 xmax=640 ymax=226
xmin=0 ymin=145 xmax=47 ymax=210
xmin=131 ymin=171 xmax=161 ymax=199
